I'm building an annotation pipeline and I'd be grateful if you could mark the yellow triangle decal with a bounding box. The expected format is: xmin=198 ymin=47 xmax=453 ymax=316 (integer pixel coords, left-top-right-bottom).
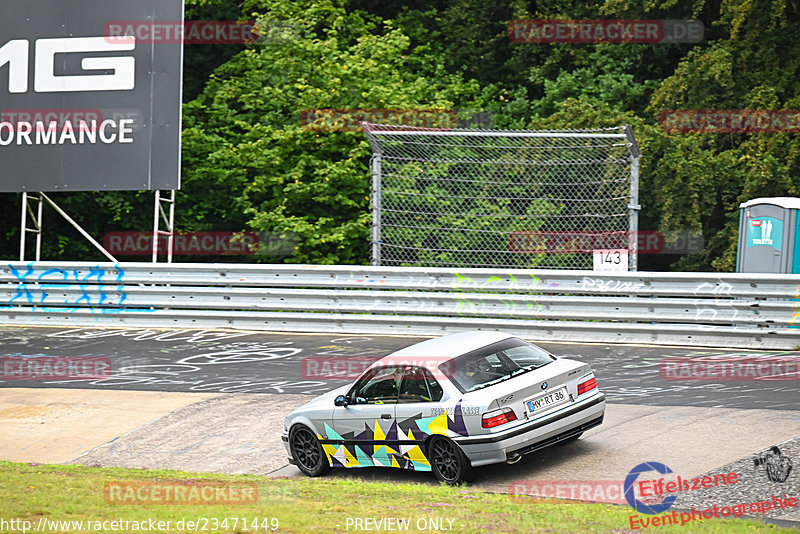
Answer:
xmin=321 ymin=443 xmax=337 ymax=461
xmin=428 ymin=414 xmax=449 ymax=435
xmin=342 ymin=446 xmax=359 ymax=467
xmin=374 ymin=420 xmax=386 ymax=441
xmin=406 ymin=445 xmax=429 ymax=465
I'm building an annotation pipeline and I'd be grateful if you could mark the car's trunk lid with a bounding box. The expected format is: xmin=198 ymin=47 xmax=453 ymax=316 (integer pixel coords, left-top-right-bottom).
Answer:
xmin=474 ymin=358 xmax=596 ymax=427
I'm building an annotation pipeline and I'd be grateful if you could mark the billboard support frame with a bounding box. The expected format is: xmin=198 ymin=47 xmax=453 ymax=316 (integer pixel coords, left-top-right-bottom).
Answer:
xmin=19 ymin=193 xmax=43 ymax=261
xmin=19 ymin=190 xmax=178 ymax=263
xmin=18 ymin=192 xmax=139 ymax=262
xmin=152 ymin=190 xmax=176 ymax=263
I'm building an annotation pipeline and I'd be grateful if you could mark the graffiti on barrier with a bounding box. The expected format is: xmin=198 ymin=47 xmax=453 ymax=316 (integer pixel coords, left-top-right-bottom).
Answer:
xmin=2 ymin=264 xmax=142 ymax=314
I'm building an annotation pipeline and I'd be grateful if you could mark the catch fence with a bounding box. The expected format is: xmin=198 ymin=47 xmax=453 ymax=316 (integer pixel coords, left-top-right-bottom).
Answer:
xmin=363 ymin=123 xmax=640 ymax=270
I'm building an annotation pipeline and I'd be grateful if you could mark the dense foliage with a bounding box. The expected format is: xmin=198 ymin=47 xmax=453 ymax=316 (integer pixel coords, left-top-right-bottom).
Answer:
xmin=2 ymin=0 xmax=798 ymax=271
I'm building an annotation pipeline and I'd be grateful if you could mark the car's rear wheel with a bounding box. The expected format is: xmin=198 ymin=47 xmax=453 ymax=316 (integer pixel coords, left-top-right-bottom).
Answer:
xmin=289 ymin=425 xmax=330 ymax=477
xmin=429 ymin=436 xmax=473 ymax=485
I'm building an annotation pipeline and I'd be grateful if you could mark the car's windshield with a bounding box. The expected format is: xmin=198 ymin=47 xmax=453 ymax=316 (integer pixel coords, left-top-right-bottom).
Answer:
xmin=440 ymin=338 xmax=555 ymax=393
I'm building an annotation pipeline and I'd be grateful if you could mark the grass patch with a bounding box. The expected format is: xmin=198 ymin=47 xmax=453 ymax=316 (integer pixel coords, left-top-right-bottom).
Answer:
xmin=0 ymin=460 xmax=794 ymax=533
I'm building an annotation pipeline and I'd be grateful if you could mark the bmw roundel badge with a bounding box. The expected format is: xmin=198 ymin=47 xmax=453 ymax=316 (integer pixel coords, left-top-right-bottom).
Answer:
xmin=541 ymin=382 xmax=548 ymax=390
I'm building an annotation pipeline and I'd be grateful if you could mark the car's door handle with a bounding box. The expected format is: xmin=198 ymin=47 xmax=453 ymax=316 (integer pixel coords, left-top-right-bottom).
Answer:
xmin=381 ymin=413 xmax=392 ymax=420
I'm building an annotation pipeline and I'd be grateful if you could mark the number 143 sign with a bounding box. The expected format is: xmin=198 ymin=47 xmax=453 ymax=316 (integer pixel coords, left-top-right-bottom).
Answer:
xmin=592 ymin=249 xmax=629 ymax=271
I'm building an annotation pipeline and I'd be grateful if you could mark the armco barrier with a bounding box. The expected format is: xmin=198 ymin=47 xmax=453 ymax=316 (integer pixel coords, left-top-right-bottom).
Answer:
xmin=2 ymin=262 xmax=800 ymax=349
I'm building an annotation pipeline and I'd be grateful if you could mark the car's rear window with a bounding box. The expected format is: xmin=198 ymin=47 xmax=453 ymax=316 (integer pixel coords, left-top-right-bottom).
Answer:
xmin=440 ymin=337 xmax=556 ymax=393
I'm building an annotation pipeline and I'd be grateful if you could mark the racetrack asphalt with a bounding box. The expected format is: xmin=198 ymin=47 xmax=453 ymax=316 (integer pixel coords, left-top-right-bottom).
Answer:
xmin=0 ymin=325 xmax=797 ymax=409
xmin=1 ymin=325 xmax=799 ymax=523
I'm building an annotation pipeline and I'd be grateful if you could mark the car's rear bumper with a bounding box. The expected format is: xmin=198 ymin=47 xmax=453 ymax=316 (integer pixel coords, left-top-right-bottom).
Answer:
xmin=454 ymin=391 xmax=605 ymax=467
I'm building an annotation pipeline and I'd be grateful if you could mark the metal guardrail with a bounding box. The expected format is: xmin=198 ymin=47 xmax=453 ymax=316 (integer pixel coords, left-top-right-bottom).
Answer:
xmin=2 ymin=261 xmax=800 ymax=349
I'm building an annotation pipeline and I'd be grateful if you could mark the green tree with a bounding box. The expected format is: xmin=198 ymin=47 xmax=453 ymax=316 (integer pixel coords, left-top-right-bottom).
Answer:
xmin=182 ymin=0 xmax=481 ymax=264
xmin=647 ymin=0 xmax=800 ymax=270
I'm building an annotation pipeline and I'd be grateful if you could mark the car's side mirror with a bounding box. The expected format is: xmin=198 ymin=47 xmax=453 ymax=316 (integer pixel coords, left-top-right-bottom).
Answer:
xmin=334 ymin=395 xmax=349 ymax=407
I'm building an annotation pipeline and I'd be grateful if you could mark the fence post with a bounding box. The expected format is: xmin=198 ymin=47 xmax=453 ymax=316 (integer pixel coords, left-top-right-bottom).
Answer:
xmin=625 ymin=124 xmax=641 ymax=272
xmin=371 ymin=154 xmax=382 ymax=266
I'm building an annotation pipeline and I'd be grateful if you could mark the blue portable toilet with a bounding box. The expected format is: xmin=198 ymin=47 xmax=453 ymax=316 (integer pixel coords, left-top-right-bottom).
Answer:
xmin=737 ymin=197 xmax=800 ymax=273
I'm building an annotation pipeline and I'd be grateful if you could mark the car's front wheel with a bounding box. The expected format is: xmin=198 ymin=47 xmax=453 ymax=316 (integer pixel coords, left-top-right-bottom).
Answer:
xmin=428 ymin=436 xmax=473 ymax=485
xmin=289 ymin=425 xmax=331 ymax=477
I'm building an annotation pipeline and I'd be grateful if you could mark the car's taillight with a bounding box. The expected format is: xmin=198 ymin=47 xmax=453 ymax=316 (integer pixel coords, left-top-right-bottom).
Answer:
xmin=481 ymin=407 xmax=517 ymax=428
xmin=577 ymin=377 xmax=597 ymax=395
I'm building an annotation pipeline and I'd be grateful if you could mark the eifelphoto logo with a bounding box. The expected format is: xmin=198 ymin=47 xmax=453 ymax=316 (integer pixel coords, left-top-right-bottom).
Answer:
xmin=629 ymin=496 xmax=797 ymax=529
xmin=1 ymin=355 xmax=111 ymax=380
xmin=103 ymin=480 xmax=258 ymax=505
xmin=619 ymin=462 xmax=795 ymax=529
xmin=104 ymin=20 xmax=297 ymax=45
xmin=103 ymin=231 xmax=299 ymax=256
xmin=660 ymin=109 xmax=800 ymax=133
xmin=509 ymin=19 xmax=704 ymax=44
xmin=754 ymin=446 xmax=794 ymax=483
xmin=624 ymin=462 xmax=677 ymax=515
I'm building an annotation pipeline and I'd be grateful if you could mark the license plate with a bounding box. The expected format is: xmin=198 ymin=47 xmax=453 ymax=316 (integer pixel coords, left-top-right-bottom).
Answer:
xmin=526 ymin=387 xmax=568 ymax=413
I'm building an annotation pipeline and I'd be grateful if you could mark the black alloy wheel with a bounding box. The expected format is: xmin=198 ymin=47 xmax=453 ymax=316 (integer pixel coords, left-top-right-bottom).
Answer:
xmin=429 ymin=436 xmax=473 ymax=484
xmin=290 ymin=426 xmax=331 ymax=477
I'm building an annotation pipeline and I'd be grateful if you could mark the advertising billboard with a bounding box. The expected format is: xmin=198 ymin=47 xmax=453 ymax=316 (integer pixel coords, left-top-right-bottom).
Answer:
xmin=0 ymin=0 xmax=183 ymax=192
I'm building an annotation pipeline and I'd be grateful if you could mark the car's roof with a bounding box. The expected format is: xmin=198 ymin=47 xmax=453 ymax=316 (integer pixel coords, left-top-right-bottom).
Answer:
xmin=384 ymin=330 xmax=517 ymax=360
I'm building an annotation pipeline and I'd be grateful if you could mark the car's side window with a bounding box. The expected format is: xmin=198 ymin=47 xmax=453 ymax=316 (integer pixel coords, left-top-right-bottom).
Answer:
xmin=349 ymin=365 xmax=401 ymax=404
xmin=398 ymin=366 xmax=444 ymax=403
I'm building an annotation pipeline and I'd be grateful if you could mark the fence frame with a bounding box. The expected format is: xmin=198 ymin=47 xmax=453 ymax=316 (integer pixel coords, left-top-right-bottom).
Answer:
xmin=363 ymin=123 xmax=641 ymax=270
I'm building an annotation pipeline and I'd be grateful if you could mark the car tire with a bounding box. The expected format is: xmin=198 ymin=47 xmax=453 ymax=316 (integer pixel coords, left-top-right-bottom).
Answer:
xmin=289 ymin=425 xmax=331 ymax=477
xmin=428 ymin=436 xmax=474 ymax=485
